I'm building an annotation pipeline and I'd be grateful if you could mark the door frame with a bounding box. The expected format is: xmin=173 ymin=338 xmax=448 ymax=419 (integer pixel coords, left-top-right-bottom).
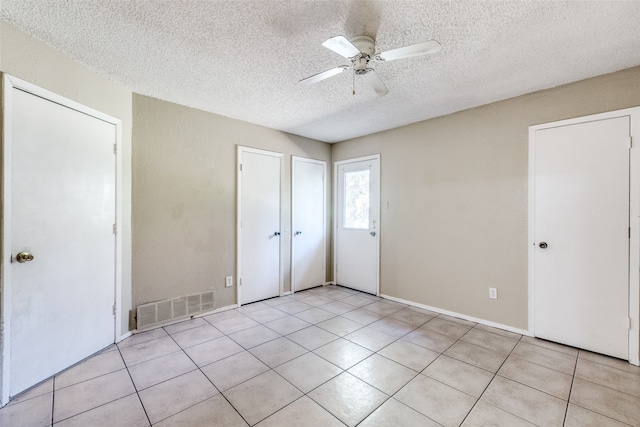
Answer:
xmin=528 ymin=106 xmax=640 ymax=365
xmin=236 ymin=146 xmax=283 ymax=305
xmin=291 ymin=156 xmax=327 ymax=293
xmin=333 ymin=154 xmax=381 ymax=296
xmin=1 ymin=74 xmax=124 ymax=404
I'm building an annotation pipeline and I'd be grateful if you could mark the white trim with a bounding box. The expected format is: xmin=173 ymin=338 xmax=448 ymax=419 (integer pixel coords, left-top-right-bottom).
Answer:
xmin=528 ymin=106 xmax=640 ymax=366
xmin=117 ymin=331 xmax=132 ymax=342
xmin=1 ymin=74 xmax=124 ymax=405
xmin=380 ymin=294 xmax=530 ymax=337
xmin=333 ymin=154 xmax=381 ymax=296
xmin=236 ymin=146 xmax=283 ymax=306
xmin=291 ymin=156 xmax=327 ymax=293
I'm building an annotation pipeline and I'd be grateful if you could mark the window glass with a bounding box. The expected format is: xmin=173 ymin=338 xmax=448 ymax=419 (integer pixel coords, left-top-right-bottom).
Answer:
xmin=344 ymin=169 xmax=370 ymax=229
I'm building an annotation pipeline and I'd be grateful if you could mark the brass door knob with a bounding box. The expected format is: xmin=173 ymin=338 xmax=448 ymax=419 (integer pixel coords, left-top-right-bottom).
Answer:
xmin=16 ymin=252 xmax=35 ymax=263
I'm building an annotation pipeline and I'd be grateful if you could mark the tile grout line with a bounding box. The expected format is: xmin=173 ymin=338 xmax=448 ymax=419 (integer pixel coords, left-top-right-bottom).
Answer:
xmin=224 ymin=287 xmax=394 ymax=425
xmin=162 ymin=323 xmax=252 ymax=426
xmin=50 ymin=376 xmax=55 ymax=427
xmin=115 ymin=343 xmax=153 ymax=426
xmin=457 ymin=331 xmax=526 ymax=426
xmin=31 ymin=285 xmax=637 ymax=426
xmin=0 ymin=286 xmax=612 ymax=425
xmin=562 ymin=352 xmax=579 ymax=427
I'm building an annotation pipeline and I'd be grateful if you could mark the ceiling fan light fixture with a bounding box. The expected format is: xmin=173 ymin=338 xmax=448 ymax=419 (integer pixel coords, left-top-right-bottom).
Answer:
xmin=353 ymin=56 xmax=370 ymax=75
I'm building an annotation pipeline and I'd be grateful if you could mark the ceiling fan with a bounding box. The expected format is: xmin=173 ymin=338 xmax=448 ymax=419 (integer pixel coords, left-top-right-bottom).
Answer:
xmin=299 ymin=35 xmax=441 ymax=97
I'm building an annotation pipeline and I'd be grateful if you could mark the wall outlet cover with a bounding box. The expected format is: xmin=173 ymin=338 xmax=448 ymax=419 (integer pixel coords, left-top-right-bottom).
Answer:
xmin=225 ymin=276 xmax=233 ymax=287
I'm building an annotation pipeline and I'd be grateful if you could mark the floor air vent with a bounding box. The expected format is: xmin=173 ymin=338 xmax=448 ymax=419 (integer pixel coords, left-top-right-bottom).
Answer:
xmin=137 ymin=291 xmax=215 ymax=330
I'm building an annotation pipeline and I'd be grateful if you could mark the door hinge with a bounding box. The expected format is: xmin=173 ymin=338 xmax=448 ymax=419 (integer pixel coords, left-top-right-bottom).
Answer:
xmin=113 ymin=143 xmax=117 ymax=155
xmin=628 ymin=137 xmax=632 ymax=149
xmin=239 ymin=278 xmax=242 ymax=286
xmin=113 ymin=223 xmax=117 ymax=234
xmin=112 ymin=304 xmax=116 ymax=316
xmin=628 ymin=317 xmax=632 ymax=330
xmin=239 ymin=164 xmax=243 ymax=172
xmin=629 ymin=227 xmax=631 ymax=239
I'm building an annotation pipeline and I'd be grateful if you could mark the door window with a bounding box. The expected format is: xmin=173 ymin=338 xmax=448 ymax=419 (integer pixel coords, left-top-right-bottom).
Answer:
xmin=343 ymin=169 xmax=370 ymax=229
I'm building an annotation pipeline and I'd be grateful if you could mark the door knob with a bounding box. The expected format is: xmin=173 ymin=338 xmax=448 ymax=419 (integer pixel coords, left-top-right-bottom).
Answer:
xmin=16 ymin=252 xmax=35 ymax=263
xmin=295 ymin=231 xmax=302 ymax=236
xmin=274 ymin=232 xmax=281 ymax=236
xmin=370 ymin=231 xmax=376 ymax=237
xmin=539 ymin=242 xmax=548 ymax=249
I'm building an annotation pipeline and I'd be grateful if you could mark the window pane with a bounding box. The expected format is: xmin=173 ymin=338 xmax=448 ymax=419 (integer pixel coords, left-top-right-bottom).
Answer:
xmin=344 ymin=169 xmax=370 ymax=229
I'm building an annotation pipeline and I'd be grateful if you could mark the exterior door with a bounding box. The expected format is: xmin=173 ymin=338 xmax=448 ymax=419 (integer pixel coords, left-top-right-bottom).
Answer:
xmin=238 ymin=147 xmax=282 ymax=304
xmin=8 ymin=85 xmax=116 ymax=396
xmin=533 ymin=117 xmax=630 ymax=359
xmin=335 ymin=155 xmax=380 ymax=295
xmin=292 ymin=157 xmax=326 ymax=292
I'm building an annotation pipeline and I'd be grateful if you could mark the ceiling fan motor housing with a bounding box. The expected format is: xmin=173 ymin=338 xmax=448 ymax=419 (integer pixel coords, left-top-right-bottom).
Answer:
xmin=350 ymin=36 xmax=376 ymax=56
xmin=350 ymin=36 xmax=375 ymax=74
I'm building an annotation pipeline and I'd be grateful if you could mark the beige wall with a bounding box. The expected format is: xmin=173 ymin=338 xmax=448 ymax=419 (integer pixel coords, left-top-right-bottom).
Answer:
xmin=333 ymin=66 xmax=640 ymax=330
xmin=132 ymin=95 xmax=331 ymax=310
xmin=0 ymin=21 xmax=134 ymax=336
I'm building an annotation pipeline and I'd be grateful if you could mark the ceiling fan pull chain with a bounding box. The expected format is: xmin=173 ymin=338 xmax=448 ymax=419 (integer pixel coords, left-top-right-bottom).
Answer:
xmin=352 ymin=70 xmax=356 ymax=95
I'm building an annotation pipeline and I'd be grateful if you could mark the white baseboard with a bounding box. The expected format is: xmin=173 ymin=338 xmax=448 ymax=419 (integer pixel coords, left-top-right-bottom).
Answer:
xmin=116 ymin=331 xmax=132 ymax=343
xmin=282 ymin=291 xmax=293 ymax=296
xmin=324 ymin=281 xmax=335 ymax=286
xmin=380 ymin=293 xmax=530 ymax=337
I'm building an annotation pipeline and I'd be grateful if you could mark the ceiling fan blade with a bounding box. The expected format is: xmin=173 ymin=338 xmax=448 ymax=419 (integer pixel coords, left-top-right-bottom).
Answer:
xmin=363 ymin=70 xmax=389 ymax=97
xmin=299 ymin=66 xmax=348 ymax=85
xmin=322 ymin=35 xmax=361 ymax=58
xmin=378 ymin=39 xmax=441 ymax=61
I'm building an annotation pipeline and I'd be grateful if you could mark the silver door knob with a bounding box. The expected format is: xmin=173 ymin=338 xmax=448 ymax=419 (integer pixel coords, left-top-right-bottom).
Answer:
xmin=295 ymin=231 xmax=302 ymax=236
xmin=274 ymin=232 xmax=281 ymax=236
xmin=539 ymin=242 xmax=548 ymax=249
xmin=16 ymin=252 xmax=35 ymax=263
xmin=370 ymin=231 xmax=376 ymax=237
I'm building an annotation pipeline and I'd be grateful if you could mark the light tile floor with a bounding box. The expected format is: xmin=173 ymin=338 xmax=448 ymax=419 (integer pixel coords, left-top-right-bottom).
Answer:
xmin=2 ymin=285 xmax=640 ymax=426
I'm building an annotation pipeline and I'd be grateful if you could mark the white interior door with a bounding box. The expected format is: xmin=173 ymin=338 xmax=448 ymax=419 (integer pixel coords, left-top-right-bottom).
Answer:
xmin=533 ymin=117 xmax=630 ymax=359
xmin=335 ymin=156 xmax=380 ymax=295
xmin=292 ymin=157 xmax=326 ymax=292
xmin=238 ymin=147 xmax=282 ymax=304
xmin=9 ymin=86 xmax=116 ymax=396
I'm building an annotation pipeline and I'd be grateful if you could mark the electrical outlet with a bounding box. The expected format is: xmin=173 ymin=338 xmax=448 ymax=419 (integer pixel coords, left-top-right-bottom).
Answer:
xmin=489 ymin=287 xmax=498 ymax=299
xmin=225 ymin=276 xmax=233 ymax=288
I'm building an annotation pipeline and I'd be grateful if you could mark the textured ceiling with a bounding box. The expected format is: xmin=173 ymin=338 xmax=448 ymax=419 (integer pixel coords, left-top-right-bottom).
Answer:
xmin=2 ymin=1 xmax=640 ymax=143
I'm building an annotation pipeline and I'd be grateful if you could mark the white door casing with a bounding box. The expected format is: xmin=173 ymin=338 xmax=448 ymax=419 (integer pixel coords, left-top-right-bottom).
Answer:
xmin=1 ymin=75 xmax=123 ymax=404
xmin=292 ymin=157 xmax=326 ymax=292
xmin=237 ymin=147 xmax=283 ymax=305
xmin=529 ymin=107 xmax=640 ymax=365
xmin=334 ymin=155 xmax=380 ymax=295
